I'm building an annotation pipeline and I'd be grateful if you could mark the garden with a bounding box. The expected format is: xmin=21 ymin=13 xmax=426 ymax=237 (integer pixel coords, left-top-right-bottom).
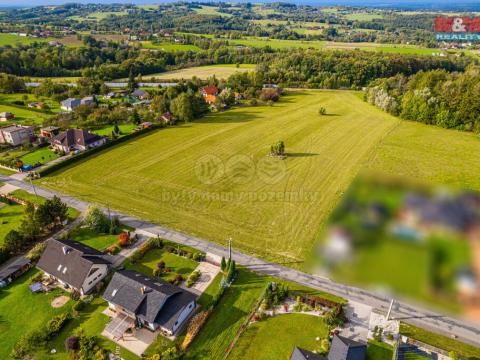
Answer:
xmin=124 ymin=236 xmax=204 ymax=285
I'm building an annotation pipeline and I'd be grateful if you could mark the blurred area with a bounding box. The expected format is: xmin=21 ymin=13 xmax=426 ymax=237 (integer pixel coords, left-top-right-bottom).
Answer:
xmin=315 ymin=174 xmax=480 ymax=319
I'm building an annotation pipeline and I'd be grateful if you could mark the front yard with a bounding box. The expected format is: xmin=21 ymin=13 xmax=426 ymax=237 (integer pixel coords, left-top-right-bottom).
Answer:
xmin=0 ymin=201 xmax=23 ymax=246
xmin=0 ymin=268 xmax=74 ymax=359
xmin=69 ymin=227 xmax=122 ymax=252
xmin=124 ymin=247 xmax=199 ymax=282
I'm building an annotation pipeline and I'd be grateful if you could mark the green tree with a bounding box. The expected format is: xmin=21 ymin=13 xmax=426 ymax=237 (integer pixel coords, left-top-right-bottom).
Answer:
xmin=83 ymin=206 xmax=110 ymax=233
xmin=4 ymin=230 xmax=24 ymax=254
xmin=20 ymin=203 xmax=39 ymax=242
xmin=170 ymin=92 xmax=194 ymax=123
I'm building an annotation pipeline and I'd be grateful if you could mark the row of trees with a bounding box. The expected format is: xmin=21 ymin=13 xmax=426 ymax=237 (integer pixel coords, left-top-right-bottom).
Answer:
xmin=367 ymin=65 xmax=480 ymax=133
xmin=1 ymin=196 xmax=68 ymax=265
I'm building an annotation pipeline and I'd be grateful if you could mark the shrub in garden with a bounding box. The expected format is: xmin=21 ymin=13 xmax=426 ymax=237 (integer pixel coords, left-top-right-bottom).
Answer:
xmin=118 ymin=232 xmax=130 ymax=247
xmin=83 ymin=206 xmax=110 ymax=233
xmin=26 ymin=241 xmax=47 ymax=261
xmin=181 ymin=310 xmax=212 ymax=350
xmin=65 ymin=336 xmax=80 ymax=351
xmin=186 ymin=270 xmax=201 ymax=287
xmin=106 ymin=244 xmax=120 ymax=255
xmin=221 ymin=256 xmax=226 ymax=271
xmin=318 ymin=106 xmax=327 ymax=115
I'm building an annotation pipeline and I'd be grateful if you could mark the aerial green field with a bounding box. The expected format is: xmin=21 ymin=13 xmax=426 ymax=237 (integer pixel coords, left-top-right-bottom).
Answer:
xmin=0 ymin=202 xmax=24 ymax=246
xmin=0 ymin=33 xmax=50 ymax=46
xmin=38 ymin=90 xmax=400 ymax=263
xmin=135 ymin=64 xmax=255 ymax=81
xmin=194 ymin=5 xmax=232 ymax=17
xmin=38 ymin=90 xmax=480 ymax=264
xmin=366 ymin=121 xmax=480 ymax=190
xmin=139 ymin=41 xmax=201 ymax=52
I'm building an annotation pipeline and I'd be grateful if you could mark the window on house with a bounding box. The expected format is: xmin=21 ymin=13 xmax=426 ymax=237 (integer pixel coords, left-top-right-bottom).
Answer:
xmin=88 ymin=268 xmax=99 ymax=277
xmin=57 ymin=264 xmax=62 ymax=271
xmin=62 ymin=267 xmax=67 ymax=274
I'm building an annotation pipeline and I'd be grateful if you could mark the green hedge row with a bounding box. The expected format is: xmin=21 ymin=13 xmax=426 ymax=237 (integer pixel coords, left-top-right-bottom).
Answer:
xmin=37 ymin=125 xmax=162 ymax=177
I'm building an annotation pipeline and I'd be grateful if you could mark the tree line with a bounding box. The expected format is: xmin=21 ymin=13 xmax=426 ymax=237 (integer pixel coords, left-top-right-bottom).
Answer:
xmin=366 ymin=65 xmax=480 ymax=133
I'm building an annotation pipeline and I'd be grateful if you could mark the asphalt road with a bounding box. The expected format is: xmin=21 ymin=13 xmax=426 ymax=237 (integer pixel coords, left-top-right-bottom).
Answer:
xmin=2 ymin=174 xmax=480 ymax=348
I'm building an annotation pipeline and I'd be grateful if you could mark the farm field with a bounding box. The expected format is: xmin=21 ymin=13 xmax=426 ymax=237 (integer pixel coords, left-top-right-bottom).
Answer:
xmin=139 ymin=41 xmax=201 ymax=52
xmin=138 ymin=64 xmax=255 ymax=80
xmin=0 ymin=104 xmax=51 ymax=124
xmin=38 ymin=90 xmax=401 ymax=263
xmin=0 ymin=33 xmax=50 ymax=46
xmin=366 ymin=121 xmax=480 ymax=190
xmin=228 ymin=313 xmax=329 ymax=360
xmin=322 ymin=41 xmax=440 ymax=55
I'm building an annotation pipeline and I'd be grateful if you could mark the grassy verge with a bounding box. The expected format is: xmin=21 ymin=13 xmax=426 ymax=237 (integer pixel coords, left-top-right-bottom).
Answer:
xmin=400 ymin=322 xmax=480 ymax=359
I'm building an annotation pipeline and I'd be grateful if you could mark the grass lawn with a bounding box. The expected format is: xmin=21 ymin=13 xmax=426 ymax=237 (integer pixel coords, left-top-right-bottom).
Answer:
xmin=93 ymin=124 xmax=137 ymax=137
xmin=134 ymin=64 xmax=254 ymax=80
xmin=38 ymin=91 xmax=401 ymax=264
xmin=400 ymin=323 xmax=480 ymax=359
xmin=0 ymin=167 xmax=15 ymax=175
xmin=21 ymin=147 xmax=59 ymax=166
xmin=124 ymin=248 xmax=199 ymax=282
xmin=35 ymin=297 xmax=138 ymax=360
xmin=0 ymin=268 xmax=74 ymax=359
xmin=185 ymin=267 xmax=345 ymax=359
xmin=10 ymin=189 xmax=80 ymax=219
xmin=0 ymin=202 xmax=23 ymax=246
xmin=228 ymin=314 xmax=329 ymax=360
xmin=69 ymin=227 xmax=120 ymax=251
xmin=366 ymin=120 xmax=480 ymax=190
xmin=0 ymin=103 xmax=51 ymax=124
xmin=140 ymin=41 xmax=201 ymax=52
xmin=0 ymin=33 xmax=50 ymax=46
xmin=333 ymin=239 xmax=430 ymax=303
xmin=366 ymin=340 xmax=393 ymax=360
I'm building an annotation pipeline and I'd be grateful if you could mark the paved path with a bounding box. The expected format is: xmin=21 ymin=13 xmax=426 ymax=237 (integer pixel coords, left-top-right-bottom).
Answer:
xmin=2 ymin=174 xmax=480 ymax=348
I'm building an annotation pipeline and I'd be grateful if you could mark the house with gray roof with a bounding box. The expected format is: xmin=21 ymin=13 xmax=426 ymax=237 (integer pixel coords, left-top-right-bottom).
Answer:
xmin=60 ymin=98 xmax=81 ymax=112
xmin=0 ymin=256 xmax=31 ymax=288
xmin=103 ymin=270 xmax=197 ymax=336
xmin=36 ymin=239 xmax=111 ymax=295
xmin=51 ymin=128 xmax=107 ymax=153
xmin=290 ymin=335 xmax=366 ymax=360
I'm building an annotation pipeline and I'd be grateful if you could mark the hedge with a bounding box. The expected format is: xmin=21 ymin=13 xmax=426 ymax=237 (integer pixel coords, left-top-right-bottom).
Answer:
xmin=37 ymin=124 xmax=163 ymax=177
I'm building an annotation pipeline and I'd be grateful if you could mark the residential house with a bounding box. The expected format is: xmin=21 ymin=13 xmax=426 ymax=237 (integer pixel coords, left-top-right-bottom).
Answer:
xmin=131 ymin=89 xmax=149 ymax=100
xmin=61 ymin=98 xmax=81 ymax=112
xmin=0 ymin=124 xmax=34 ymax=146
xmin=0 ymin=112 xmax=15 ymax=121
xmin=27 ymin=102 xmax=45 ymax=109
xmin=81 ymin=96 xmax=95 ymax=106
xmin=40 ymin=126 xmax=60 ymax=139
xmin=36 ymin=239 xmax=110 ymax=295
xmin=51 ymin=128 xmax=107 ymax=153
xmin=0 ymin=256 xmax=32 ymax=288
xmin=291 ymin=335 xmax=366 ymax=360
xmin=159 ymin=112 xmax=175 ymax=125
xmin=201 ymin=85 xmax=219 ymax=105
xmin=105 ymin=91 xmax=116 ymax=99
xmin=103 ymin=270 xmax=197 ymax=336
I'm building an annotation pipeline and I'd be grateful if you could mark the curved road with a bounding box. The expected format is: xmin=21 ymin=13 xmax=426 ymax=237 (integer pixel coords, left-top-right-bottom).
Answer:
xmin=2 ymin=174 xmax=480 ymax=348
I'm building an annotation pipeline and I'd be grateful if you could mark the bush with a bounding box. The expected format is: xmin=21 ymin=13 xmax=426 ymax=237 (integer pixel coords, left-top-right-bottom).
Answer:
xmin=83 ymin=206 xmax=110 ymax=233
xmin=118 ymin=231 xmax=130 ymax=247
xmin=105 ymin=244 xmax=121 ymax=255
xmin=318 ymin=107 xmax=327 ymax=115
xmin=47 ymin=312 xmax=71 ymax=336
xmin=186 ymin=270 xmax=201 ymax=287
xmin=65 ymin=336 xmax=80 ymax=351
xmin=26 ymin=241 xmax=46 ymax=261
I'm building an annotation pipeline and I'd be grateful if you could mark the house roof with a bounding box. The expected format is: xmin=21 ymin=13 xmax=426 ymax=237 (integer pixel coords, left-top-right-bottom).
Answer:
xmin=290 ymin=347 xmax=325 ymax=360
xmin=404 ymin=193 xmax=478 ymax=231
xmin=36 ymin=239 xmax=110 ymax=289
xmin=61 ymin=98 xmax=80 ymax=108
xmin=202 ymin=85 xmax=218 ymax=96
xmin=132 ymin=89 xmax=148 ymax=98
xmin=0 ymin=256 xmax=31 ymax=281
xmin=328 ymin=335 xmax=366 ymax=360
xmin=104 ymin=270 xmax=197 ymax=327
xmin=52 ymin=129 xmax=103 ymax=148
xmin=0 ymin=124 xmax=33 ymax=134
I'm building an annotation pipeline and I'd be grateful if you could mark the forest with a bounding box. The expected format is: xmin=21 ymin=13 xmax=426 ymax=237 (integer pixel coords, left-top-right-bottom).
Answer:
xmin=367 ymin=65 xmax=480 ymax=132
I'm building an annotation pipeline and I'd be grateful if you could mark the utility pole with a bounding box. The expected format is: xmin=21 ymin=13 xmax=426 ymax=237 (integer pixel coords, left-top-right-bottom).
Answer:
xmin=386 ymin=299 xmax=395 ymax=321
xmin=29 ymin=173 xmax=38 ymax=199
